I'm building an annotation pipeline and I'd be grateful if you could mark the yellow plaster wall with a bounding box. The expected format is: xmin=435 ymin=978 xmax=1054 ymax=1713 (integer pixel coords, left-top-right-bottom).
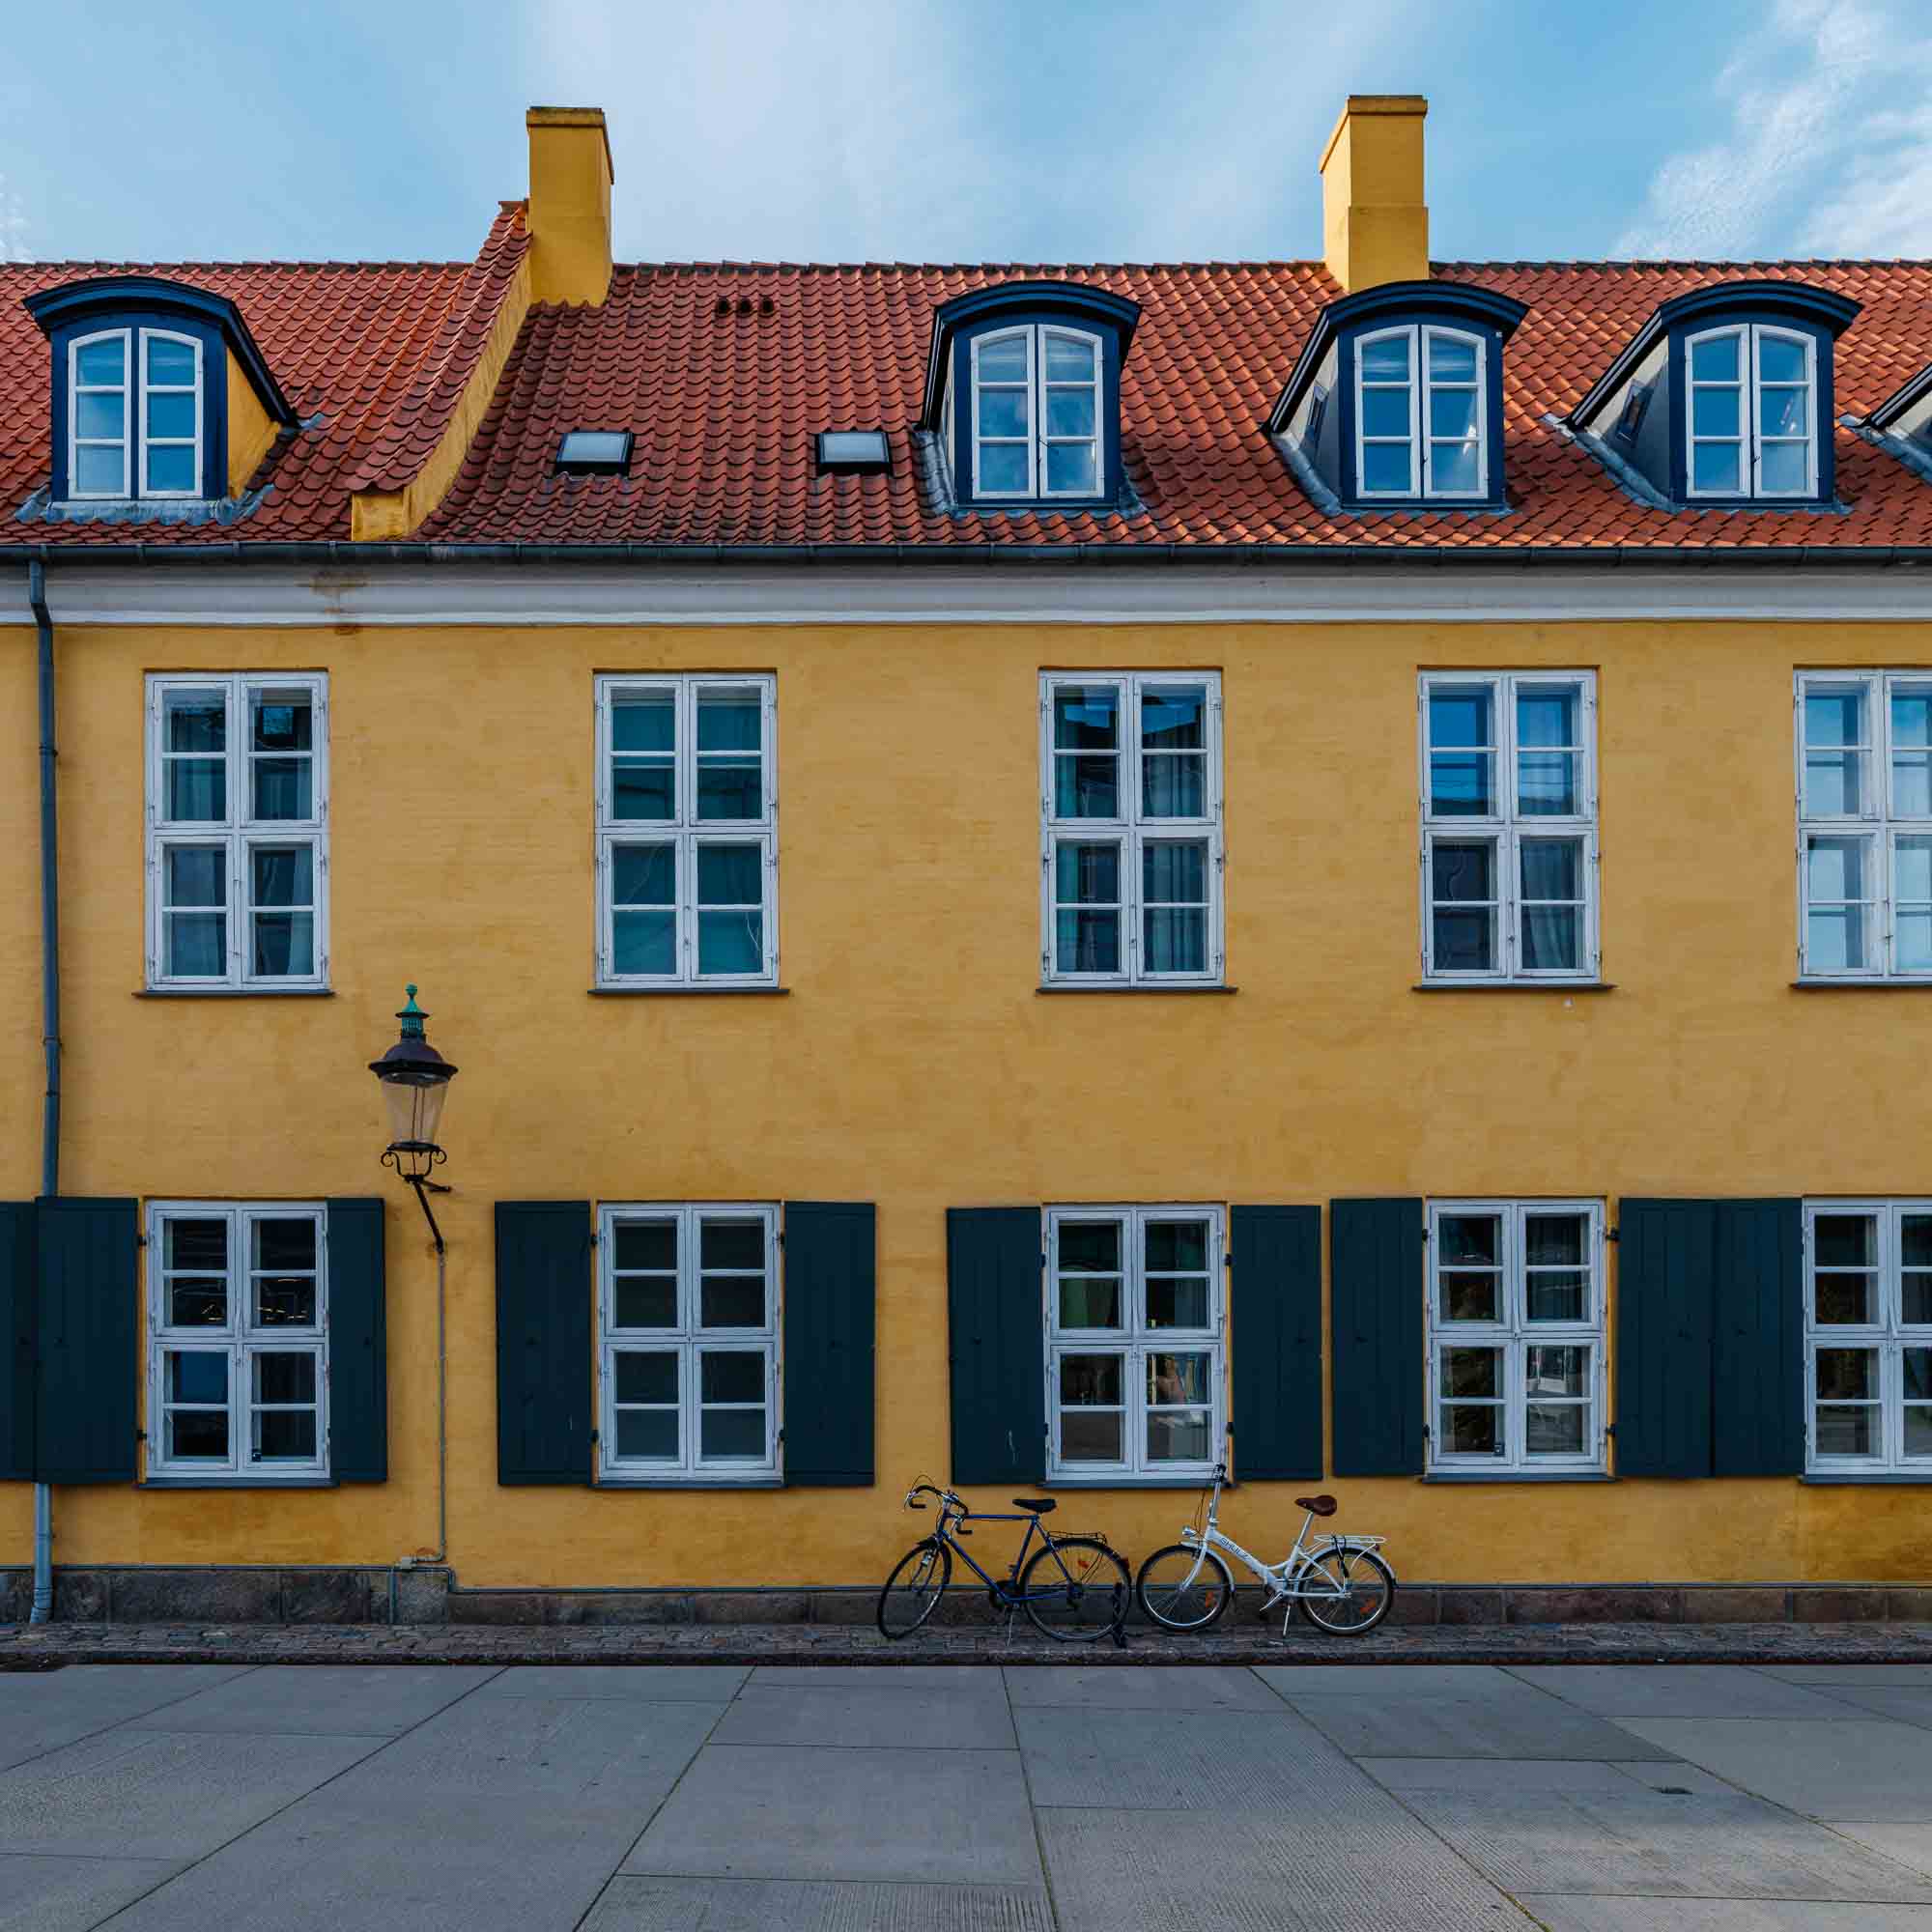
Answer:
xmin=4 ymin=614 xmax=1932 ymax=1589
xmin=224 ymin=355 xmax=278 ymax=498
xmin=0 ymin=629 xmax=43 ymax=1567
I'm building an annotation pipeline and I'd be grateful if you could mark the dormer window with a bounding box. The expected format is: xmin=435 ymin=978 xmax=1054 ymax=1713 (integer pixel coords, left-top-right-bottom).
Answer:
xmin=1566 ymin=281 xmax=1857 ymax=512
xmin=1268 ymin=280 xmax=1527 ymax=515
xmin=1356 ymin=325 xmax=1487 ymax=498
xmin=972 ymin=325 xmax=1101 ymax=498
xmin=1687 ymin=325 xmax=1815 ymax=498
xmin=25 ymin=275 xmax=295 ymax=517
xmin=922 ymin=281 xmax=1140 ymax=512
xmin=70 ymin=328 xmax=204 ymax=499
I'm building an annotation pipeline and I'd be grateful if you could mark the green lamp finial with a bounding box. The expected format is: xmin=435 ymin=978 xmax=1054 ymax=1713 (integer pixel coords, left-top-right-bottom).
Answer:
xmin=398 ymin=983 xmax=427 ymax=1039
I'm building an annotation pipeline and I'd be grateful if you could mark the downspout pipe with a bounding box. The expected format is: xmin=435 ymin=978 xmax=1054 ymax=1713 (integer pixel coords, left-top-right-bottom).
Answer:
xmin=29 ymin=558 xmax=58 ymax=1624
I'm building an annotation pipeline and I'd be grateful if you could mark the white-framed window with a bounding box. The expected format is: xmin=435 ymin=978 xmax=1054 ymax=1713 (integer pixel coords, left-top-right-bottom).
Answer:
xmin=146 ymin=673 xmax=328 ymax=990
xmin=1046 ymin=1205 xmax=1224 ymax=1483
xmin=1040 ymin=671 xmax=1223 ymax=984
xmin=1426 ymin=1199 xmax=1605 ymax=1475
xmin=972 ymin=324 xmax=1102 ymax=500
xmin=598 ymin=1203 xmax=780 ymax=1483
xmin=1356 ymin=324 xmax=1487 ymax=499
xmin=147 ymin=1202 xmax=327 ymax=1480
xmin=1686 ymin=324 xmax=1816 ymax=499
xmin=1804 ymin=1200 xmax=1932 ymax=1474
xmin=1796 ymin=671 xmax=1932 ymax=979
xmin=1419 ymin=670 xmax=1599 ymax=981
xmin=595 ymin=675 xmax=778 ymax=987
xmin=70 ymin=326 xmax=205 ymax=500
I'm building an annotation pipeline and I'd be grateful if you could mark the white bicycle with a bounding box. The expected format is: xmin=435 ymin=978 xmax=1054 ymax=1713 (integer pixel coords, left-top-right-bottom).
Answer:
xmin=1135 ymin=1463 xmax=1396 ymax=1635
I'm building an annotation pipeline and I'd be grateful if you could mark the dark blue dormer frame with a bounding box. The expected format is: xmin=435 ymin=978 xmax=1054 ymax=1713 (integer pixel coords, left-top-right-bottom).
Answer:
xmin=1567 ymin=281 xmax=1860 ymax=510
xmin=919 ymin=281 xmax=1141 ymax=512
xmin=1268 ymin=281 xmax=1528 ymax=514
xmin=23 ymin=276 xmax=296 ymax=505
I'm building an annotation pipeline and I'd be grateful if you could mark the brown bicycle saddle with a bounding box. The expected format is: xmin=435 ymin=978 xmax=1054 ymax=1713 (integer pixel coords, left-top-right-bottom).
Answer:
xmin=1294 ymin=1494 xmax=1338 ymax=1517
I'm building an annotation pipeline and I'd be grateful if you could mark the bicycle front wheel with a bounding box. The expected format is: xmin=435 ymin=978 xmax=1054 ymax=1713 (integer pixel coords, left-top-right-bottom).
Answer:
xmin=1020 ymin=1536 xmax=1131 ymax=1643
xmin=1297 ymin=1547 xmax=1395 ymax=1635
xmin=877 ymin=1538 xmax=952 ymax=1639
xmin=1136 ymin=1543 xmax=1235 ymax=1632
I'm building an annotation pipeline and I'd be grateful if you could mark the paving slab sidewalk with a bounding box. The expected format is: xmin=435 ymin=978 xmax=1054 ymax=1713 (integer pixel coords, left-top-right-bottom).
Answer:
xmin=7 ymin=1618 xmax=1932 ymax=1668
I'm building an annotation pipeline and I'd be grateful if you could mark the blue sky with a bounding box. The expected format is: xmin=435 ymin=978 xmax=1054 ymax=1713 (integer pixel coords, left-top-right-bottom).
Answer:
xmin=6 ymin=0 xmax=1932 ymax=267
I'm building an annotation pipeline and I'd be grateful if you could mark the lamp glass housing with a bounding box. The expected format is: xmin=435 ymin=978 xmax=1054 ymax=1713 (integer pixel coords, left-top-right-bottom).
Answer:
xmin=380 ymin=1070 xmax=449 ymax=1151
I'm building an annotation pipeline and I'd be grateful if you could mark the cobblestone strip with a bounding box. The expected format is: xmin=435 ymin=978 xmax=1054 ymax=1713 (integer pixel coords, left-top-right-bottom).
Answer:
xmin=7 ymin=1618 xmax=1932 ymax=1669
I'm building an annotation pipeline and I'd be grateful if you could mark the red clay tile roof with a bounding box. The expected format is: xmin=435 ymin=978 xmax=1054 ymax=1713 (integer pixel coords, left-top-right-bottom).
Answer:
xmin=9 ymin=238 xmax=1932 ymax=551
xmin=343 ymin=204 xmax=528 ymax=493
xmin=0 ymin=209 xmax=523 ymax=546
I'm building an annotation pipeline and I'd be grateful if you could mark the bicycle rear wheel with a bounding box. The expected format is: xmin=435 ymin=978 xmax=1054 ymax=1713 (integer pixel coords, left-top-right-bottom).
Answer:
xmin=1020 ymin=1536 xmax=1130 ymax=1642
xmin=1296 ymin=1547 xmax=1395 ymax=1634
xmin=877 ymin=1538 xmax=952 ymax=1638
xmin=1136 ymin=1544 xmax=1235 ymax=1632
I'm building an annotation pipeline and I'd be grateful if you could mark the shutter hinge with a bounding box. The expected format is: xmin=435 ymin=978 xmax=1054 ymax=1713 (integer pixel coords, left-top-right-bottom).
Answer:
xmin=777 ymin=1231 xmax=784 ymax=1248
xmin=1421 ymin=1423 xmax=1432 ymax=1439
xmin=1605 ymin=1423 xmax=1616 ymax=1437
xmin=588 ymin=1233 xmax=599 ymax=1248
xmin=778 ymin=1428 xmax=785 ymax=1445
xmin=136 ymin=1429 xmax=148 ymax=1442
xmin=136 ymin=1234 xmax=148 ymax=1248
xmin=589 ymin=1429 xmax=599 ymax=1443
xmin=1606 ymin=1227 xmax=1619 ymax=1242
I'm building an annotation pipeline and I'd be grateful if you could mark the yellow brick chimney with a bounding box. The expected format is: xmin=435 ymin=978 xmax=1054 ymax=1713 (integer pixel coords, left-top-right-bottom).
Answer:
xmin=526 ymin=106 xmax=614 ymax=306
xmin=1320 ymin=95 xmax=1429 ymax=292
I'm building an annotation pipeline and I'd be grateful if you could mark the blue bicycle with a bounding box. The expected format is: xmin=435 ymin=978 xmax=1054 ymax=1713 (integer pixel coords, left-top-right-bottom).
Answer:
xmin=878 ymin=1481 xmax=1130 ymax=1642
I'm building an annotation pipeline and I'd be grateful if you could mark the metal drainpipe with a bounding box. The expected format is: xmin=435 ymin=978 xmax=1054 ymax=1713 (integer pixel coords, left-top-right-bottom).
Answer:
xmin=28 ymin=558 xmax=59 ymax=1624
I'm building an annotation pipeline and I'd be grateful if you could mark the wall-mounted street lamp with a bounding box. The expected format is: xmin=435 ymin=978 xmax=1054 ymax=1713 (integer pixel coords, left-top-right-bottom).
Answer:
xmin=369 ymin=983 xmax=458 ymax=1252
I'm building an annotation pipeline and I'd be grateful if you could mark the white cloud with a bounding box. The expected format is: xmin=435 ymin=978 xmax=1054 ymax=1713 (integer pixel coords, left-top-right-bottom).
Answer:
xmin=1616 ymin=0 xmax=1932 ymax=259
xmin=0 ymin=174 xmax=30 ymax=263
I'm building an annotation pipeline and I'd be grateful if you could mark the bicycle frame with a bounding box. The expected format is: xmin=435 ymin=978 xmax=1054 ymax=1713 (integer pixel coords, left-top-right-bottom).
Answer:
xmin=1175 ymin=1476 xmax=1387 ymax=1607
xmin=929 ymin=1501 xmax=1094 ymax=1605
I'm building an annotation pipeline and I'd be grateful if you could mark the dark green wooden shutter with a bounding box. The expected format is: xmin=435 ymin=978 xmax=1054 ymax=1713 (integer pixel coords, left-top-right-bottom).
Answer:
xmin=1712 ymin=1199 xmax=1803 ymax=1476
xmin=1230 ymin=1206 xmax=1323 ymax=1481
xmin=35 ymin=1197 xmax=137 ymax=1484
xmin=326 ymin=1198 xmax=388 ymax=1483
xmin=495 ymin=1202 xmax=593 ymax=1485
xmin=1615 ymin=1199 xmax=1716 ymax=1477
xmin=1330 ymin=1198 xmax=1425 ymax=1476
xmin=0 ymin=1203 xmax=34 ymax=1481
xmin=947 ymin=1208 xmax=1044 ymax=1487
xmin=781 ymin=1202 xmax=875 ymax=1486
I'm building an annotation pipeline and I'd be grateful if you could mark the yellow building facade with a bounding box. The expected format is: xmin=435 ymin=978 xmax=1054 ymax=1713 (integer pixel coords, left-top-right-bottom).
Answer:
xmin=5 ymin=99 xmax=1932 ymax=1622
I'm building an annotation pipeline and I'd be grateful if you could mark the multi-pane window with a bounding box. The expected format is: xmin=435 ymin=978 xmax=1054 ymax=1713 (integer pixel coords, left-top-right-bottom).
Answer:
xmin=1046 ymin=1206 xmax=1223 ymax=1481
xmin=595 ymin=675 xmax=777 ymax=987
xmin=599 ymin=1204 xmax=779 ymax=1482
xmin=1805 ymin=1201 xmax=1932 ymax=1473
xmin=146 ymin=673 xmax=327 ymax=989
xmin=972 ymin=325 xmax=1102 ymax=499
xmin=1427 ymin=1200 xmax=1605 ymax=1475
xmin=70 ymin=327 xmax=203 ymax=499
xmin=1686 ymin=325 xmax=1815 ymax=499
xmin=1419 ymin=671 xmax=1598 ymax=981
xmin=1040 ymin=672 xmax=1223 ymax=984
xmin=1355 ymin=325 xmax=1486 ymax=498
xmin=147 ymin=1204 xmax=327 ymax=1480
xmin=1796 ymin=671 xmax=1932 ymax=979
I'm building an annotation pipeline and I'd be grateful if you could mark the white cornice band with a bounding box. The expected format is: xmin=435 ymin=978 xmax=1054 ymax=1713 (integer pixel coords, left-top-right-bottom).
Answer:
xmin=10 ymin=562 xmax=1932 ymax=627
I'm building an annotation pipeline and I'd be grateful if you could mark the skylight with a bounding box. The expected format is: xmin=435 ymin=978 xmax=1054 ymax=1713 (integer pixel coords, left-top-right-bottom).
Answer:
xmin=555 ymin=431 xmax=632 ymax=474
xmin=816 ymin=430 xmax=890 ymax=471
